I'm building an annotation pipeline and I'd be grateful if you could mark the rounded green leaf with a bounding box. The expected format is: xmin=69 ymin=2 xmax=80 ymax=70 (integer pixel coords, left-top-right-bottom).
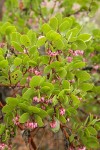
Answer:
xmin=30 ymin=76 xmax=44 ymax=88
xmin=14 ymin=57 xmax=22 ymax=66
xmin=78 ymin=34 xmax=92 ymax=42
xmin=19 ymin=113 xmax=29 ymax=123
xmin=41 ymin=23 xmax=51 ymax=34
xmin=11 ymin=41 xmax=23 ymax=52
xmin=74 ymin=40 xmax=87 ymax=50
xmin=59 ymin=21 xmax=70 ymax=32
xmin=35 ymin=115 xmax=44 ymax=127
xmin=20 ymin=35 xmax=31 ymax=47
xmin=49 ymin=17 xmax=58 ymax=31
xmin=28 ymin=106 xmax=40 ymax=113
xmin=37 ymin=36 xmax=46 ymax=47
xmin=53 ymin=38 xmax=64 ymax=49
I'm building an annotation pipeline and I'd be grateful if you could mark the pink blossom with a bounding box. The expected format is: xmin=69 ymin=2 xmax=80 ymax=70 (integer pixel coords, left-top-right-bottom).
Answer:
xmin=25 ymin=122 xmax=37 ymax=129
xmin=93 ymin=65 xmax=99 ymax=70
xmin=41 ymin=105 xmax=46 ymax=110
xmin=40 ymin=97 xmax=45 ymax=102
xmin=13 ymin=116 xmax=20 ymax=125
xmin=78 ymin=147 xmax=86 ymax=150
xmin=60 ymin=108 xmax=65 ymax=116
xmin=47 ymin=50 xmax=58 ymax=57
xmin=57 ymin=50 xmax=62 ymax=54
xmin=50 ymin=121 xmax=56 ymax=128
xmin=45 ymin=100 xmax=49 ymax=104
xmin=78 ymin=97 xmax=82 ymax=101
xmin=33 ymin=96 xmax=39 ymax=102
xmin=73 ymin=50 xmax=84 ymax=56
xmin=67 ymin=56 xmax=73 ymax=63
xmin=90 ymin=53 xmax=95 ymax=57
xmin=41 ymin=1 xmax=47 ymax=6
xmin=0 ymin=42 xmax=5 ymax=48
xmin=17 ymin=82 xmax=20 ymax=86
xmin=69 ymin=49 xmax=73 ymax=54
xmin=48 ymin=99 xmax=52 ymax=104
xmin=34 ymin=70 xmax=41 ymax=76
xmin=27 ymin=76 xmax=32 ymax=82
xmin=0 ymin=143 xmax=11 ymax=150
xmin=28 ymin=67 xmax=34 ymax=73
xmin=69 ymin=79 xmax=75 ymax=83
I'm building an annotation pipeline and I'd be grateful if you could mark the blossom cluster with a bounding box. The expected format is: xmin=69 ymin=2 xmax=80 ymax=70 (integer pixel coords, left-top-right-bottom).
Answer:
xmin=47 ymin=50 xmax=62 ymax=57
xmin=0 ymin=143 xmax=11 ymax=150
xmin=33 ymin=96 xmax=52 ymax=104
xmin=25 ymin=122 xmax=37 ymax=129
xmin=67 ymin=49 xmax=84 ymax=63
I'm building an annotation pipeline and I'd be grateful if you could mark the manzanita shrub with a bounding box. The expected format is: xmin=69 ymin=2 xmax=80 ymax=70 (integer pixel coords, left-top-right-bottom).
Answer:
xmin=0 ymin=9 xmax=100 ymax=150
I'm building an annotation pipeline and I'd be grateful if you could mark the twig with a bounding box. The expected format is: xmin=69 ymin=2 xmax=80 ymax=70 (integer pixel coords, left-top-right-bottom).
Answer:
xmin=60 ymin=124 xmax=69 ymax=139
xmin=37 ymin=128 xmax=46 ymax=150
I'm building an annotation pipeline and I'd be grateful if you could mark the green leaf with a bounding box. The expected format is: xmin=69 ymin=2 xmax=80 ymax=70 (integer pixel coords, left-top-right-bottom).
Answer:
xmin=6 ymin=26 xmax=16 ymax=35
xmin=51 ymin=119 xmax=60 ymax=133
xmin=2 ymin=105 xmax=14 ymax=113
xmin=58 ymin=89 xmax=71 ymax=98
xmin=73 ymin=62 xmax=85 ymax=69
xmin=0 ymin=124 xmax=5 ymax=135
xmin=71 ymin=94 xmax=80 ymax=107
xmin=62 ymin=80 xmax=70 ymax=89
xmin=59 ymin=21 xmax=70 ymax=32
xmin=1 ymin=22 xmax=11 ymax=34
xmin=55 ymin=13 xmax=62 ymax=25
xmin=66 ymin=28 xmax=80 ymax=41
xmin=86 ymin=136 xmax=99 ymax=148
xmin=35 ymin=115 xmax=44 ymax=127
xmin=52 ymin=96 xmax=58 ymax=106
xmin=76 ymin=71 xmax=91 ymax=82
xmin=47 ymin=108 xmax=54 ymax=115
xmin=59 ymin=115 xmax=66 ymax=123
xmin=67 ymin=107 xmax=77 ymax=116
xmin=0 ymin=60 xmax=8 ymax=68
xmin=46 ymin=30 xmax=61 ymax=41
xmin=87 ymin=126 xmax=97 ymax=135
xmin=41 ymin=23 xmax=51 ymax=34
xmin=37 ymin=109 xmax=48 ymax=118
xmin=74 ymin=40 xmax=87 ymax=50
xmin=37 ymin=36 xmax=46 ymax=47
xmin=41 ymin=86 xmax=51 ymax=93
xmin=49 ymin=17 xmax=58 ymax=31
xmin=89 ymin=2 xmax=99 ymax=17
xmin=11 ymin=32 xmax=21 ymax=43
xmin=28 ymin=106 xmax=40 ymax=113
xmin=19 ymin=113 xmax=29 ymax=123
xmin=30 ymin=76 xmax=45 ymax=88
xmin=23 ymin=88 xmax=33 ymax=100
xmin=27 ymin=30 xmax=37 ymax=44
xmin=11 ymin=41 xmax=23 ymax=52
xmin=80 ymin=83 xmax=93 ymax=91
xmin=14 ymin=57 xmax=22 ymax=66
xmin=20 ymin=35 xmax=31 ymax=47
xmin=57 ymin=67 xmax=67 ymax=78
xmin=69 ymin=134 xmax=74 ymax=142
xmin=50 ymin=61 xmax=63 ymax=68
xmin=40 ymin=55 xmax=49 ymax=64
xmin=77 ymin=34 xmax=92 ymax=42
xmin=11 ymin=70 xmax=23 ymax=84
xmin=18 ymin=103 xmax=29 ymax=111
xmin=94 ymin=122 xmax=100 ymax=131
xmin=6 ymin=97 xmax=18 ymax=107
